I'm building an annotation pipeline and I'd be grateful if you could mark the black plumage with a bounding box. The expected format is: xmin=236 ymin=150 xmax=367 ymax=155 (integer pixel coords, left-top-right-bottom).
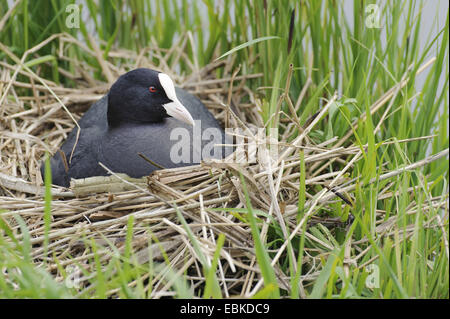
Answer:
xmin=42 ymin=68 xmax=232 ymax=187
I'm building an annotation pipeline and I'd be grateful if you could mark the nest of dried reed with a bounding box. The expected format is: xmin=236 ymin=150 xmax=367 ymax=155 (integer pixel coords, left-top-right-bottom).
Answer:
xmin=0 ymin=34 xmax=447 ymax=298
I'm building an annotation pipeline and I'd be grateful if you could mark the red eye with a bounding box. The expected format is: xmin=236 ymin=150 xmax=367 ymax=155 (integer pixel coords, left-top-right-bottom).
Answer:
xmin=149 ymin=86 xmax=157 ymax=93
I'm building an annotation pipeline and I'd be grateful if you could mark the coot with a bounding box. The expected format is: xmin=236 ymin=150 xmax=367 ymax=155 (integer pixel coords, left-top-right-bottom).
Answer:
xmin=42 ymin=68 xmax=232 ymax=187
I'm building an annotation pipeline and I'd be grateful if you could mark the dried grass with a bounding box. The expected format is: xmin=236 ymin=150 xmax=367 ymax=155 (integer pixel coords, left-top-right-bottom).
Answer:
xmin=0 ymin=34 xmax=447 ymax=297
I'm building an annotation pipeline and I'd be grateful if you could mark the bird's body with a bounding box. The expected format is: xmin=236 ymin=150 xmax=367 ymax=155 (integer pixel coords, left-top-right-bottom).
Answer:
xmin=43 ymin=69 xmax=232 ymax=187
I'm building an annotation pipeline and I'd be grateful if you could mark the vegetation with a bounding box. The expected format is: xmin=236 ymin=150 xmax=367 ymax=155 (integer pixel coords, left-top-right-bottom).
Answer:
xmin=0 ymin=0 xmax=448 ymax=298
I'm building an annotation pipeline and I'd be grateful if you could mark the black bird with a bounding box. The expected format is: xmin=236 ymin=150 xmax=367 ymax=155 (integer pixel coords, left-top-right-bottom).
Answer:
xmin=42 ymin=68 xmax=232 ymax=187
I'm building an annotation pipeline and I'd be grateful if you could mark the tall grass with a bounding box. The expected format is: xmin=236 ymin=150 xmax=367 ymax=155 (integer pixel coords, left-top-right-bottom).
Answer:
xmin=0 ymin=0 xmax=448 ymax=298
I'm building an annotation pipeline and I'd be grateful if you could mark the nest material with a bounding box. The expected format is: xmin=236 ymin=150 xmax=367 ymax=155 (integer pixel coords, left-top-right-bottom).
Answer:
xmin=0 ymin=34 xmax=448 ymax=298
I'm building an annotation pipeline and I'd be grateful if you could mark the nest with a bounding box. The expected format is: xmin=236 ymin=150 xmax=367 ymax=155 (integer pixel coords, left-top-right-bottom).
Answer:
xmin=0 ymin=34 xmax=447 ymax=298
